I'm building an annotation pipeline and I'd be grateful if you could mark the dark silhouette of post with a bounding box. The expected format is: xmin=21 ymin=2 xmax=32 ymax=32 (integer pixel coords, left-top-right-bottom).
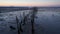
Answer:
xmin=16 ymin=16 xmax=20 ymax=34
xmin=16 ymin=7 xmax=38 ymax=34
xmin=16 ymin=16 xmax=23 ymax=34
xmin=31 ymin=7 xmax=38 ymax=34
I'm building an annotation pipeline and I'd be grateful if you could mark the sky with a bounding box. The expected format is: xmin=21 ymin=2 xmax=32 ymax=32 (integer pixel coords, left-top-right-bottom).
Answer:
xmin=0 ymin=0 xmax=60 ymax=6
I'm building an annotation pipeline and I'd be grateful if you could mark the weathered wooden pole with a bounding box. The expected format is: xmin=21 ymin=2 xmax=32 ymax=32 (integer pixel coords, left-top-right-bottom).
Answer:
xmin=31 ymin=7 xmax=38 ymax=34
xmin=16 ymin=16 xmax=20 ymax=34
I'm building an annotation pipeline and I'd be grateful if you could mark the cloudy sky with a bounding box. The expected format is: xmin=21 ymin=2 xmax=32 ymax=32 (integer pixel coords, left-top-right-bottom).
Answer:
xmin=0 ymin=0 xmax=60 ymax=6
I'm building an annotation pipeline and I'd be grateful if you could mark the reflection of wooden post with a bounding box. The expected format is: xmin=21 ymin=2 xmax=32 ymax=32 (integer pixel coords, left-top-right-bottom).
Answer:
xmin=31 ymin=7 xmax=37 ymax=34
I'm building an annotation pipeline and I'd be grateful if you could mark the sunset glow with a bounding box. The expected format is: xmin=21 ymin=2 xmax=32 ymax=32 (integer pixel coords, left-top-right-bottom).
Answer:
xmin=0 ymin=0 xmax=60 ymax=6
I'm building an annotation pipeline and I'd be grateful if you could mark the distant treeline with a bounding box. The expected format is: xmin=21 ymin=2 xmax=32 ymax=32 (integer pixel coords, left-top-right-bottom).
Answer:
xmin=0 ymin=7 xmax=31 ymax=13
xmin=0 ymin=7 xmax=60 ymax=13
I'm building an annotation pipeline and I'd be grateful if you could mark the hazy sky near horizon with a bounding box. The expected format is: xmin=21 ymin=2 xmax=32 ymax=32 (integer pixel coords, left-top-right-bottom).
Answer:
xmin=0 ymin=0 xmax=60 ymax=6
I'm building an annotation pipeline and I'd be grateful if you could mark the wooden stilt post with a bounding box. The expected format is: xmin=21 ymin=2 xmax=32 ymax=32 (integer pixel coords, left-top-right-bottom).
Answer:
xmin=16 ymin=16 xmax=20 ymax=34
xmin=31 ymin=7 xmax=38 ymax=34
